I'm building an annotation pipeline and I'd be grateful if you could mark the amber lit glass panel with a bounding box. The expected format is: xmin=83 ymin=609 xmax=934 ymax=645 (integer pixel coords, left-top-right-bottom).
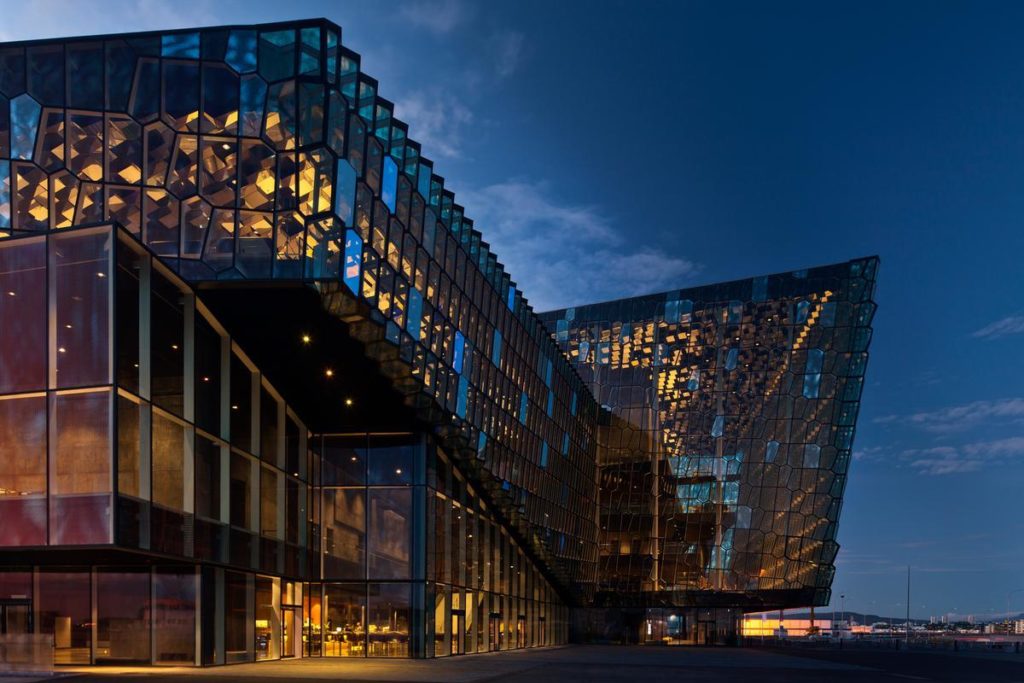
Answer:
xmin=144 ymin=122 xmax=175 ymax=187
xmin=105 ymin=185 xmax=141 ymax=234
xmin=200 ymin=138 xmax=237 ymax=208
xmin=181 ymin=195 xmax=211 ymax=259
xmin=143 ymin=188 xmax=180 ymax=257
xmin=49 ymin=388 xmax=113 ymax=545
xmin=0 ymin=236 xmax=46 ymax=393
xmin=0 ymin=394 xmax=47 ymax=546
xmin=168 ymin=134 xmax=199 ymax=199
xmin=238 ymin=140 xmax=275 ymax=210
xmin=75 ymin=181 xmax=104 ymax=224
xmin=50 ymin=170 xmax=79 ymax=228
xmin=51 ymin=227 xmax=111 ymax=389
xmin=67 ymin=113 xmax=104 ymax=182
xmin=12 ymin=162 xmax=48 ymax=231
xmin=35 ymin=108 xmax=64 ymax=172
xmin=106 ymin=114 xmax=142 ymax=184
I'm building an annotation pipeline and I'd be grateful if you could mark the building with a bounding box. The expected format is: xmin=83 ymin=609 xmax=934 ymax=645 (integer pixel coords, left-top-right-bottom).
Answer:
xmin=539 ymin=259 xmax=877 ymax=644
xmin=0 ymin=19 xmax=876 ymax=666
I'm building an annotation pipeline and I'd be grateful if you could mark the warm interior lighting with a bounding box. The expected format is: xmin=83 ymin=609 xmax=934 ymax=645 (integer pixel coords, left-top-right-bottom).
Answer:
xmin=344 ymin=398 xmax=353 ymax=406
xmin=58 ymin=347 xmax=66 ymax=353
xmin=301 ymin=334 xmax=311 ymax=344
xmin=325 ymin=368 xmax=334 ymax=377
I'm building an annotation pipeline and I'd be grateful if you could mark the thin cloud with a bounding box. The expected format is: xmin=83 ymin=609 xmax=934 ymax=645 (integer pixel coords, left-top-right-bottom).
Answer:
xmin=393 ymin=92 xmax=474 ymax=159
xmin=0 ymin=0 xmax=215 ymax=40
xmin=457 ymin=180 xmax=700 ymax=312
xmin=971 ymin=314 xmax=1024 ymax=340
xmin=399 ymin=0 xmax=470 ymax=34
xmin=874 ymin=397 xmax=1024 ymax=433
xmin=903 ymin=437 xmax=1024 ymax=475
xmin=492 ymin=30 xmax=525 ymax=78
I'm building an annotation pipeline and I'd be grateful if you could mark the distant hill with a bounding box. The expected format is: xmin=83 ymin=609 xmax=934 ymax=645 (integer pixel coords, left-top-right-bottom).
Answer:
xmin=748 ymin=610 xmax=1024 ymax=625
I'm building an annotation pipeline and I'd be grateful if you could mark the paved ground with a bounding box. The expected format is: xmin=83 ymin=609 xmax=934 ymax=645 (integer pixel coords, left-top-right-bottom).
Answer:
xmin=7 ymin=644 xmax=1024 ymax=683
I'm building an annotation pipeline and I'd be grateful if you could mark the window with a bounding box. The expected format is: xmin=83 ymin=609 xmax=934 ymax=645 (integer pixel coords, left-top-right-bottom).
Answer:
xmin=323 ymin=488 xmax=365 ymax=579
xmin=49 ymin=388 xmax=112 ymax=545
xmin=0 ymin=237 xmax=46 ymax=393
xmin=51 ymin=228 xmax=111 ymax=389
xmin=368 ymin=488 xmax=411 ymax=580
xmin=367 ymin=583 xmax=409 ymax=657
xmin=0 ymin=394 xmax=46 ymax=546
xmin=151 ymin=266 xmax=186 ymax=416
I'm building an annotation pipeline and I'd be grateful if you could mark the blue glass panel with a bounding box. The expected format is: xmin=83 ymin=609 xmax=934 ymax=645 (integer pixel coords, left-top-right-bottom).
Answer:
xmin=161 ymin=33 xmax=200 ymax=59
xmin=544 ymin=359 xmax=553 ymax=387
xmin=385 ymin=320 xmax=400 ymax=344
xmin=130 ymin=58 xmax=160 ymax=122
xmin=711 ymin=415 xmax=724 ymax=438
xmin=556 ymin=319 xmax=568 ymax=342
xmin=239 ymin=75 xmax=267 ymax=137
xmin=723 ymin=481 xmax=739 ymax=506
xmin=417 ymin=162 xmax=431 ymax=199
xmin=455 ymin=375 xmax=468 ymax=419
xmin=259 ymin=30 xmax=296 ymax=82
xmin=477 ymin=431 xmax=487 ymax=456
xmin=819 ymin=301 xmax=837 ymax=327
xmin=67 ymin=43 xmax=103 ymax=109
xmin=796 ymin=300 xmax=810 ymax=324
xmin=752 ymin=275 xmax=768 ymax=302
xmin=226 ymin=30 xmax=258 ymax=74
xmin=687 ymin=369 xmax=700 ymax=391
xmin=406 ymin=288 xmax=423 ymax=338
xmin=298 ymin=82 xmax=324 ymax=147
xmin=162 ymin=62 xmax=199 ymax=131
xmin=539 ymin=442 xmax=549 ymax=469
xmin=570 ymin=393 xmax=577 ymax=416
xmin=381 ymin=155 xmax=398 ymax=213
xmin=803 ymin=348 xmax=824 ymax=398
xmin=766 ymin=440 xmax=779 ymax=463
xmin=27 ymin=46 xmax=63 ymax=105
xmin=10 ymin=94 xmax=40 ymax=160
xmin=546 ymin=390 xmax=553 ymax=417
xmin=725 ymin=348 xmax=738 ymax=371
xmin=0 ymin=160 xmax=9 ymax=228
xmin=105 ymin=42 xmax=133 ymax=110
xmin=519 ymin=392 xmax=528 ymax=424
xmin=201 ymin=64 xmax=239 ymax=134
xmin=335 ymin=159 xmax=357 ymax=226
xmin=452 ymin=331 xmax=465 ymax=374
xmin=343 ymin=229 xmax=362 ymax=293
xmin=803 ymin=444 xmax=821 ymax=469
xmin=0 ymin=48 xmax=25 ymax=98
xmin=491 ymin=329 xmax=502 ymax=367
xmin=300 ymin=27 xmax=321 ymax=76
xmin=507 ymin=285 xmax=516 ymax=311
xmin=728 ymin=300 xmax=742 ymax=324
xmin=562 ymin=432 xmax=569 ymax=455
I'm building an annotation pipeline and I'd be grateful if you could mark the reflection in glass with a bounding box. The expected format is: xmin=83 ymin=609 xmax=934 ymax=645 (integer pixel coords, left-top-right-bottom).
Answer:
xmin=323 ymin=488 xmax=365 ymax=579
xmin=0 ymin=394 xmax=46 ymax=546
xmin=0 ymin=237 xmax=46 ymax=393
xmin=51 ymin=228 xmax=111 ymax=389
xmin=368 ymin=488 xmax=411 ymax=580
xmin=39 ymin=570 xmax=91 ymax=665
xmin=367 ymin=583 xmax=409 ymax=657
xmin=96 ymin=570 xmax=150 ymax=663
xmin=49 ymin=388 xmax=112 ymax=545
xmin=323 ymin=583 xmax=365 ymax=657
xmin=154 ymin=568 xmax=197 ymax=664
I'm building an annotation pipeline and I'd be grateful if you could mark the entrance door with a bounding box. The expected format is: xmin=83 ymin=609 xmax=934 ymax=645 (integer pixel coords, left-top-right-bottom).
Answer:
xmin=488 ymin=613 xmax=501 ymax=651
xmin=281 ymin=607 xmax=295 ymax=658
xmin=516 ymin=616 xmax=526 ymax=648
xmin=538 ymin=617 xmax=546 ymax=646
xmin=0 ymin=602 xmax=31 ymax=635
xmin=450 ymin=611 xmax=465 ymax=655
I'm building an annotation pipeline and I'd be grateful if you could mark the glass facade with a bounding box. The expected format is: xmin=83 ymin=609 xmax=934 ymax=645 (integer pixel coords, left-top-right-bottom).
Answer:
xmin=539 ymin=259 xmax=878 ymax=621
xmin=0 ymin=19 xmax=877 ymax=663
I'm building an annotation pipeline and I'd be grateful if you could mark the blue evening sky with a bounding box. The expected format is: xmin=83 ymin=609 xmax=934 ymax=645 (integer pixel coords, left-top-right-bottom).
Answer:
xmin=4 ymin=0 xmax=1023 ymax=620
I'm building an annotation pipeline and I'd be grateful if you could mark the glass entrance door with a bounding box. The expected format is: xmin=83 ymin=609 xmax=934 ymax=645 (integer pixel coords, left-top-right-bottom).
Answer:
xmin=450 ymin=611 xmax=465 ymax=655
xmin=488 ymin=613 xmax=501 ymax=652
xmin=0 ymin=602 xmax=31 ymax=635
xmin=282 ymin=608 xmax=295 ymax=658
xmin=516 ymin=616 xmax=526 ymax=648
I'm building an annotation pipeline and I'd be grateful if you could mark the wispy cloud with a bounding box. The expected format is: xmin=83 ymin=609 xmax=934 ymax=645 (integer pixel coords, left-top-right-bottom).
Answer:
xmin=393 ymin=92 xmax=474 ymax=159
xmin=0 ymin=0 xmax=215 ymax=41
xmin=457 ymin=180 xmax=700 ymax=311
xmin=492 ymin=30 xmax=525 ymax=78
xmin=399 ymin=0 xmax=470 ymax=34
xmin=972 ymin=314 xmax=1024 ymax=340
xmin=904 ymin=437 xmax=1024 ymax=475
xmin=874 ymin=397 xmax=1024 ymax=433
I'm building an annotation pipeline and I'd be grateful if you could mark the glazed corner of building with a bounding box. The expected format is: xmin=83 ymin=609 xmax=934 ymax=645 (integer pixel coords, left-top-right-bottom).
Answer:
xmin=0 ymin=17 xmax=879 ymax=661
